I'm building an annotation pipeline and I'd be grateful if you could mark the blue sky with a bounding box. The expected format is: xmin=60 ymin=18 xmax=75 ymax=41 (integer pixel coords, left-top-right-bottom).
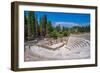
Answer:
xmin=24 ymin=11 xmax=90 ymax=27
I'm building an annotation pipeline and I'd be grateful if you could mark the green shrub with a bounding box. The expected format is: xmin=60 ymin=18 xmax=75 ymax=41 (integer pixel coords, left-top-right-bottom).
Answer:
xmin=49 ymin=30 xmax=58 ymax=39
xmin=63 ymin=31 xmax=70 ymax=36
xmin=58 ymin=33 xmax=63 ymax=38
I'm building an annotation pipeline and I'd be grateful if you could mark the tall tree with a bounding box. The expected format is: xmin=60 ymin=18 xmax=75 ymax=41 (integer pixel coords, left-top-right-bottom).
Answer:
xmin=24 ymin=12 xmax=28 ymax=41
xmin=39 ymin=17 xmax=43 ymax=37
xmin=41 ymin=15 xmax=47 ymax=36
xmin=46 ymin=21 xmax=53 ymax=34
xmin=35 ymin=15 xmax=38 ymax=37
xmin=27 ymin=12 xmax=31 ymax=40
xmin=27 ymin=11 xmax=36 ymax=40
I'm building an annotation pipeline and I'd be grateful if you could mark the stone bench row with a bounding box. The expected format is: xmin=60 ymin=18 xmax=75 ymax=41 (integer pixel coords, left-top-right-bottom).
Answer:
xmin=66 ymin=37 xmax=90 ymax=49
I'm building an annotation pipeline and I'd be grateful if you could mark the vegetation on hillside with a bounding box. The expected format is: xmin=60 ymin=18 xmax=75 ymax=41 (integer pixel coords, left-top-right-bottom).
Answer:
xmin=24 ymin=11 xmax=90 ymax=41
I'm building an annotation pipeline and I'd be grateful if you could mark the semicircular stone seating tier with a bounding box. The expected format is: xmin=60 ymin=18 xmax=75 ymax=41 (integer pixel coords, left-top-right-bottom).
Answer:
xmin=66 ymin=36 xmax=90 ymax=52
xmin=25 ymin=36 xmax=90 ymax=61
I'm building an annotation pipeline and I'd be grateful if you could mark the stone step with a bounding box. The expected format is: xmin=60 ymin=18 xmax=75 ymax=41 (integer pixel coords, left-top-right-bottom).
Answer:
xmin=66 ymin=37 xmax=90 ymax=49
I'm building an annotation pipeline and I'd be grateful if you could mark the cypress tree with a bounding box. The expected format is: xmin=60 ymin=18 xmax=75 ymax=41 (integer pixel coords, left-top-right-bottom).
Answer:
xmin=41 ymin=15 xmax=47 ymax=36
xmin=28 ymin=11 xmax=35 ymax=39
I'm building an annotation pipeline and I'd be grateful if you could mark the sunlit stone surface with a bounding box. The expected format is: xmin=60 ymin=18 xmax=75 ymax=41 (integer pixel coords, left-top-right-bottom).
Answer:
xmin=24 ymin=33 xmax=90 ymax=61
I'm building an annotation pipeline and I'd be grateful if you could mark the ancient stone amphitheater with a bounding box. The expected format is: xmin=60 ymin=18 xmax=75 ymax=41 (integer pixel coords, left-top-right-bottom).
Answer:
xmin=24 ymin=33 xmax=90 ymax=61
